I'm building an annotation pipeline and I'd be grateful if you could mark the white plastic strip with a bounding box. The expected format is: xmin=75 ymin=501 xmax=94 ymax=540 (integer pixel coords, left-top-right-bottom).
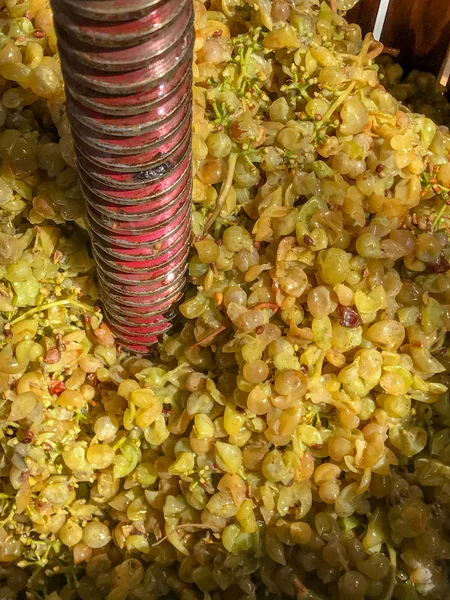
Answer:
xmin=438 ymin=44 xmax=450 ymax=88
xmin=373 ymin=0 xmax=391 ymax=41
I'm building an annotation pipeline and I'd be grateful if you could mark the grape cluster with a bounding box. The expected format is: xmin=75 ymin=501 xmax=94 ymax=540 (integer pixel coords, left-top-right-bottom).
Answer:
xmin=0 ymin=1 xmax=449 ymax=600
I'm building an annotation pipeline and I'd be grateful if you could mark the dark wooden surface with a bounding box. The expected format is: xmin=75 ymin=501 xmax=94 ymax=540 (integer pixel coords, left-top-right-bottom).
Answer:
xmin=349 ymin=0 xmax=450 ymax=78
xmin=348 ymin=0 xmax=382 ymax=37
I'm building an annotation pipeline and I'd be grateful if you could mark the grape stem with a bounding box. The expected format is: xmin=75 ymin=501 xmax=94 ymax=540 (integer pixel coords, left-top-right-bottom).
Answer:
xmin=293 ymin=577 xmax=327 ymax=600
xmin=152 ymin=523 xmax=220 ymax=547
xmin=252 ymin=302 xmax=280 ymax=313
xmin=367 ymin=41 xmax=384 ymax=60
xmin=237 ymin=46 xmax=254 ymax=94
xmin=381 ymin=543 xmax=397 ymax=600
xmin=322 ymin=81 xmax=356 ymax=124
xmin=357 ymin=33 xmax=375 ymax=67
xmin=383 ymin=46 xmax=400 ymax=57
xmin=204 ymin=152 xmax=238 ymax=233
xmin=190 ymin=324 xmax=227 ymax=349
xmin=221 ymin=0 xmax=233 ymax=18
xmin=9 ymin=299 xmax=96 ymax=327
xmin=432 ymin=200 xmax=448 ymax=231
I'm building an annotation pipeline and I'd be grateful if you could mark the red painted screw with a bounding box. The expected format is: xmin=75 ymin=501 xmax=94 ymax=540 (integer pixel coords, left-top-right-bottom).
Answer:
xmin=50 ymin=0 xmax=194 ymax=353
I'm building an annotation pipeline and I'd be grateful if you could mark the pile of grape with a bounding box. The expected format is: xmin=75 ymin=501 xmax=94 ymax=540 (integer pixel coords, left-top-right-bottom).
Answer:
xmin=0 ymin=1 xmax=449 ymax=599
xmin=379 ymin=56 xmax=450 ymax=128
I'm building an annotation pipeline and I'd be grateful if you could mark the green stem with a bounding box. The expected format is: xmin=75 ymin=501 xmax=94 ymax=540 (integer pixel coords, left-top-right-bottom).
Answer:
xmin=382 ymin=544 xmax=397 ymax=600
xmin=9 ymin=299 xmax=96 ymax=327
xmin=211 ymin=100 xmax=222 ymax=121
xmin=322 ymin=81 xmax=356 ymax=124
xmin=432 ymin=200 xmax=447 ymax=231
xmin=299 ymin=86 xmax=313 ymax=102
xmin=237 ymin=46 xmax=253 ymax=94
xmin=113 ymin=435 xmax=127 ymax=451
